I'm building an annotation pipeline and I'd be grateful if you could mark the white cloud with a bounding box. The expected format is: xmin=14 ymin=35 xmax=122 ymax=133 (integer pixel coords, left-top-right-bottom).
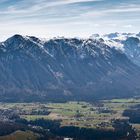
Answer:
xmin=123 ymin=25 xmax=133 ymax=28
xmin=0 ymin=0 xmax=139 ymax=40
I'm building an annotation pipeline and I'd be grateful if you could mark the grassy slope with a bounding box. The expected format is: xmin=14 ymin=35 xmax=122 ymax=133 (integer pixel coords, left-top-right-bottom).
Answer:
xmin=0 ymin=130 xmax=39 ymax=140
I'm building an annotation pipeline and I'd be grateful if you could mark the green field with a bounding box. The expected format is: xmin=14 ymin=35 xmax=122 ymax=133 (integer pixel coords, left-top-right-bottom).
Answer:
xmin=1 ymin=98 xmax=140 ymax=130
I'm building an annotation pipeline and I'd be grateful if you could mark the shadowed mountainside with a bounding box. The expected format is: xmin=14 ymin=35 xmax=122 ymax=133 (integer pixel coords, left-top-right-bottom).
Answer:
xmin=0 ymin=34 xmax=140 ymax=102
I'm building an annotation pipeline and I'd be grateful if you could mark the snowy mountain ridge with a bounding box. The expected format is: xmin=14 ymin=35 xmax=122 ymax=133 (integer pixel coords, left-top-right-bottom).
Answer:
xmin=90 ymin=33 xmax=140 ymax=66
xmin=0 ymin=34 xmax=140 ymax=102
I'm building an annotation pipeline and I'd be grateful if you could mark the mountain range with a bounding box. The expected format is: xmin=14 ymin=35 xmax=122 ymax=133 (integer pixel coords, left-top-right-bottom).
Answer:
xmin=0 ymin=33 xmax=140 ymax=102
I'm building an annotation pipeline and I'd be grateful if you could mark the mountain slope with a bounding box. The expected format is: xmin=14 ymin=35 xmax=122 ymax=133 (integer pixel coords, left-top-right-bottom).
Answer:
xmin=91 ymin=33 xmax=140 ymax=67
xmin=0 ymin=34 xmax=140 ymax=102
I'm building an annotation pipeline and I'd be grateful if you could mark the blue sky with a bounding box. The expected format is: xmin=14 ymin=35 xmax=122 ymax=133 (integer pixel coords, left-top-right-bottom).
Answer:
xmin=0 ymin=0 xmax=140 ymax=40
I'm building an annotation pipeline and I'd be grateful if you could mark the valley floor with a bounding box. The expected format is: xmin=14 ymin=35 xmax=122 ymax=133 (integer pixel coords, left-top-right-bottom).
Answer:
xmin=0 ymin=98 xmax=140 ymax=140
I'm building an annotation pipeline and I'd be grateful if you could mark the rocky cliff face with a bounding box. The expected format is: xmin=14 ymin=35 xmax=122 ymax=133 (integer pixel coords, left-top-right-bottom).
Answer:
xmin=0 ymin=34 xmax=140 ymax=102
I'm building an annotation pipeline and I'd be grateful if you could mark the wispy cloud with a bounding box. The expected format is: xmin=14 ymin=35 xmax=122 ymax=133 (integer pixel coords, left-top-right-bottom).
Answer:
xmin=123 ymin=25 xmax=133 ymax=28
xmin=0 ymin=0 xmax=140 ymax=41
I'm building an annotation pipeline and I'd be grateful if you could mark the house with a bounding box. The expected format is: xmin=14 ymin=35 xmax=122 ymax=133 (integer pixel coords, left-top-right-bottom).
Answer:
xmin=64 ymin=138 xmax=73 ymax=140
